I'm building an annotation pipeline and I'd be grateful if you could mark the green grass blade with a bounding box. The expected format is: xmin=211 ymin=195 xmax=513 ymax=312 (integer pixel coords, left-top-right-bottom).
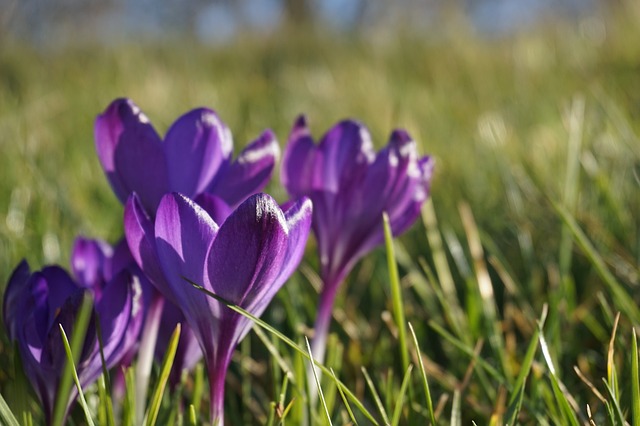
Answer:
xmin=305 ymin=337 xmax=332 ymax=426
xmin=361 ymin=367 xmax=390 ymax=425
xmin=95 ymin=318 xmax=115 ymax=426
xmin=192 ymin=363 xmax=204 ymax=416
xmin=632 ymin=329 xmax=640 ymax=426
xmin=539 ymin=326 xmax=580 ymax=426
xmin=59 ymin=324 xmax=95 ymax=426
xmin=408 ymin=323 xmax=437 ymax=426
xmin=505 ymin=324 xmax=540 ymax=425
xmin=144 ymin=323 xmax=181 ymax=426
xmin=331 ymin=368 xmax=357 ymax=426
xmin=0 ymin=392 xmax=20 ymax=426
xmin=391 ymin=364 xmax=413 ymax=426
xmin=188 ymin=279 xmax=379 ymax=425
xmin=451 ymin=390 xmax=461 ymax=426
xmin=601 ymin=379 xmax=626 ymax=426
xmin=52 ymin=291 xmax=94 ymax=426
xmin=188 ymin=404 xmax=197 ymax=426
xmin=383 ymin=212 xmax=410 ymax=375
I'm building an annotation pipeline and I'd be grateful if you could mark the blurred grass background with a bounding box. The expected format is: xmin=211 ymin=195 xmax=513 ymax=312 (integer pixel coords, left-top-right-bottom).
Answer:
xmin=0 ymin=2 xmax=639 ymax=424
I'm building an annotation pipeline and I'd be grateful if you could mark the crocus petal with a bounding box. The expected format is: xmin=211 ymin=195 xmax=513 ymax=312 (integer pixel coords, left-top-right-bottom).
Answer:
xmin=282 ymin=115 xmax=321 ymax=196
xmin=317 ymin=119 xmax=375 ymax=193
xmin=124 ymin=194 xmax=174 ymax=301
xmin=250 ymin=196 xmax=313 ymax=317
xmin=80 ymin=270 xmax=136 ymax=386
xmin=154 ymin=192 xmax=219 ymax=345
xmin=206 ymin=193 xmax=288 ymax=309
xmin=95 ymin=98 xmax=169 ymax=213
xmin=164 ymin=108 xmax=232 ymax=197
xmin=208 ymin=129 xmax=280 ymax=207
xmin=71 ymin=237 xmax=111 ymax=289
xmin=195 ymin=193 xmax=233 ymax=226
xmin=3 ymin=260 xmax=31 ymax=340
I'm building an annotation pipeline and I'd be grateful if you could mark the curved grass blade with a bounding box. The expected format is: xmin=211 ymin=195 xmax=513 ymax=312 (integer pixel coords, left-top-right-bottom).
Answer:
xmin=52 ymin=291 xmax=93 ymax=426
xmin=408 ymin=323 xmax=437 ymax=426
xmin=331 ymin=368 xmax=357 ymax=426
xmin=391 ymin=364 xmax=413 ymax=426
xmin=361 ymin=367 xmax=389 ymax=425
xmin=144 ymin=323 xmax=181 ymax=426
xmin=188 ymin=279 xmax=379 ymax=425
xmin=59 ymin=324 xmax=95 ymax=426
xmin=601 ymin=379 xmax=625 ymax=425
xmin=306 ymin=337 xmax=332 ymax=426
xmin=0 ymin=392 xmax=20 ymax=426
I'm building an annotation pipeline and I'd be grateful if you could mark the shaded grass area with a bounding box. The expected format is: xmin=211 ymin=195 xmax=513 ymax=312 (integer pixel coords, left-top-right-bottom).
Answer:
xmin=0 ymin=6 xmax=639 ymax=424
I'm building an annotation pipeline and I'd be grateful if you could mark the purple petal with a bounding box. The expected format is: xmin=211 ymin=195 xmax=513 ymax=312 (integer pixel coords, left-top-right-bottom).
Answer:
xmin=154 ymin=193 xmax=219 ymax=333
xmin=251 ymin=196 xmax=313 ymax=317
xmin=71 ymin=237 xmax=111 ymax=289
xmin=95 ymin=98 xmax=169 ymax=213
xmin=3 ymin=260 xmax=31 ymax=341
xmin=195 ymin=193 xmax=233 ymax=225
xmin=81 ymin=270 xmax=138 ymax=388
xmin=206 ymin=193 xmax=288 ymax=309
xmin=208 ymin=129 xmax=279 ymax=207
xmin=164 ymin=108 xmax=232 ymax=198
xmin=281 ymin=115 xmax=320 ymax=196
xmin=317 ymin=119 xmax=375 ymax=193
xmin=124 ymin=194 xmax=174 ymax=301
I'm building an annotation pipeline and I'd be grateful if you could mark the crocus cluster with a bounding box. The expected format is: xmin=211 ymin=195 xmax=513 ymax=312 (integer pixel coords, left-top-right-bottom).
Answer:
xmin=4 ymin=238 xmax=144 ymax=423
xmin=3 ymin=98 xmax=433 ymax=425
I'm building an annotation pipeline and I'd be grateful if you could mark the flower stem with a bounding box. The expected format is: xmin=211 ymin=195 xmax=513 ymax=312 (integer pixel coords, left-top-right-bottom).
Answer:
xmin=208 ymin=354 xmax=232 ymax=426
xmin=135 ymin=293 xmax=164 ymax=425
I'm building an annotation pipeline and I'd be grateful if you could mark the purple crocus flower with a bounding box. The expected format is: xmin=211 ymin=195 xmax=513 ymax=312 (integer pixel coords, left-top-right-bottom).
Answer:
xmin=95 ymin=97 xmax=279 ymax=216
xmin=124 ymin=192 xmax=312 ymax=425
xmin=3 ymin=248 xmax=144 ymax=424
xmin=281 ymin=116 xmax=434 ymax=362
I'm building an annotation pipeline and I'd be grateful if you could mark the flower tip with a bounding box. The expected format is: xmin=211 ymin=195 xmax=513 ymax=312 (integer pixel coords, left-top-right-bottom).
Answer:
xmin=294 ymin=114 xmax=308 ymax=129
xmin=390 ymin=129 xmax=413 ymax=145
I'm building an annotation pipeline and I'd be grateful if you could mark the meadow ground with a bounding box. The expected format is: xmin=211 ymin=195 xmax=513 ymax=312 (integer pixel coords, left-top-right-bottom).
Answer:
xmin=0 ymin=6 xmax=639 ymax=425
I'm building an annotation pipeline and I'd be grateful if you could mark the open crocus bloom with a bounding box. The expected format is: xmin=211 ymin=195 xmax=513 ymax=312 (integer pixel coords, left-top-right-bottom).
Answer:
xmin=3 ymin=254 xmax=143 ymax=424
xmin=124 ymin=192 xmax=312 ymax=425
xmin=281 ymin=115 xmax=434 ymax=362
xmin=95 ymin=98 xmax=279 ymax=215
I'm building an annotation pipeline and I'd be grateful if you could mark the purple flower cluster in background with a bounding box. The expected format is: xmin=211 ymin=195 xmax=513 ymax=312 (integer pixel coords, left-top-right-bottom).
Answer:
xmin=3 ymin=98 xmax=433 ymax=425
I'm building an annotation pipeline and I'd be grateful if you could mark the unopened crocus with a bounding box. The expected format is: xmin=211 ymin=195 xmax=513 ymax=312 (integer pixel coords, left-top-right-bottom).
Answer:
xmin=3 ymin=248 xmax=143 ymax=424
xmin=281 ymin=116 xmax=434 ymax=363
xmin=95 ymin=98 xmax=279 ymax=216
xmin=124 ymin=192 xmax=312 ymax=425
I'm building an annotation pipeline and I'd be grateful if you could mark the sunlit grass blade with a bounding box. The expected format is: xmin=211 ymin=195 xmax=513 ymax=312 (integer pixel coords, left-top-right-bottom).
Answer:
xmin=361 ymin=367 xmax=390 ymax=425
xmin=188 ymin=279 xmax=379 ymax=425
xmin=606 ymin=312 xmax=621 ymax=402
xmin=52 ymin=291 xmax=93 ymax=426
xmin=408 ymin=322 xmax=437 ymax=426
xmin=383 ymin=212 xmax=410 ymax=376
xmin=144 ymin=323 xmax=181 ymax=426
xmin=188 ymin=404 xmax=197 ymax=426
xmin=539 ymin=325 xmax=580 ymax=426
xmin=451 ymin=390 xmax=461 ymax=426
xmin=59 ymin=324 xmax=95 ymax=426
xmin=305 ymin=337 xmax=332 ymax=425
xmin=0 ymin=392 xmax=20 ymax=426
xmin=391 ymin=364 xmax=413 ymax=426
xmin=505 ymin=324 xmax=540 ymax=425
xmin=632 ymin=329 xmax=640 ymax=426
xmin=123 ymin=367 xmax=136 ymax=426
xmin=192 ymin=363 xmax=204 ymax=416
